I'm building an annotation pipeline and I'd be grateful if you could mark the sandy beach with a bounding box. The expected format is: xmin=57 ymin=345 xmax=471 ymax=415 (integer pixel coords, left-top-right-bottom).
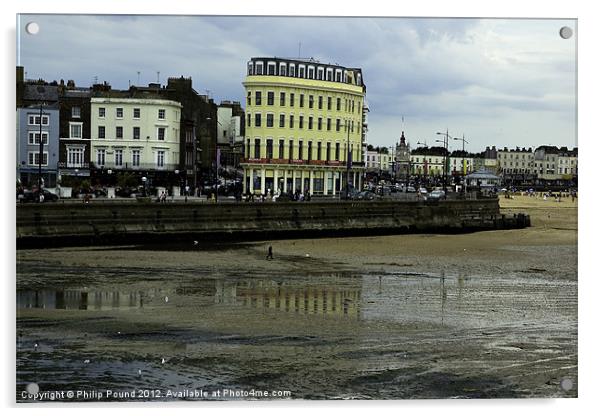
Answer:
xmin=16 ymin=195 xmax=577 ymax=400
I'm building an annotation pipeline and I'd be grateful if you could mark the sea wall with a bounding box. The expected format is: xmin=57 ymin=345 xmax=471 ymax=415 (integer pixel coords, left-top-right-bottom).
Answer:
xmin=16 ymin=198 xmax=530 ymax=248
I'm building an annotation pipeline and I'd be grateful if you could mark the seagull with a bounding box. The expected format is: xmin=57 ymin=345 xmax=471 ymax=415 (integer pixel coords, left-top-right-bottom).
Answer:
xmin=164 ymin=296 xmax=169 ymax=303
xmin=84 ymin=359 xmax=90 ymax=364
xmin=34 ymin=342 xmax=39 ymax=350
xmin=193 ymin=240 xmax=199 ymax=245
xmin=138 ymin=369 xmax=142 ymax=376
xmin=161 ymin=358 xmax=166 ymax=364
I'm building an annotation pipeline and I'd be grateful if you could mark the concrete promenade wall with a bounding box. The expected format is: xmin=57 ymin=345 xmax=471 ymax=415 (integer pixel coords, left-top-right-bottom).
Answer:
xmin=16 ymin=199 xmax=529 ymax=248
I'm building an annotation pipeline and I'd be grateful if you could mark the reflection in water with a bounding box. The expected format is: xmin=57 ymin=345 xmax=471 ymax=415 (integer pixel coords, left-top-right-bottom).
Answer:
xmin=17 ymin=289 xmax=168 ymax=311
xmin=233 ymin=278 xmax=361 ymax=320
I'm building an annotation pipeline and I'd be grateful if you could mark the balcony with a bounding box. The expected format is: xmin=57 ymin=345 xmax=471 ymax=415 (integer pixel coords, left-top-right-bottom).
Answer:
xmin=90 ymin=162 xmax=179 ymax=171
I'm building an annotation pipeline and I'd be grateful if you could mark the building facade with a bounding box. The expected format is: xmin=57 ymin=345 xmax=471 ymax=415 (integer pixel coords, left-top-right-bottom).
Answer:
xmin=410 ymin=147 xmax=447 ymax=176
xmin=90 ymin=97 xmax=182 ymax=185
xmin=241 ymin=57 xmax=366 ymax=196
xmin=497 ymin=147 xmax=535 ymax=175
xmin=16 ymin=105 xmax=60 ymax=188
xmin=58 ymin=82 xmax=92 ymax=181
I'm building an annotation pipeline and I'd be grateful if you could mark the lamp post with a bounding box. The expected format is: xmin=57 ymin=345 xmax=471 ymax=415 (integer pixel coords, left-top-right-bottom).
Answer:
xmin=207 ymin=117 xmax=220 ymax=203
xmin=37 ymin=104 xmax=44 ymax=202
xmin=346 ymin=118 xmax=351 ymax=199
xmin=416 ymin=141 xmax=428 ymax=181
xmin=436 ymin=130 xmax=451 ymax=196
xmin=453 ymin=135 xmax=469 ymax=193
xmin=141 ymin=176 xmax=147 ymax=197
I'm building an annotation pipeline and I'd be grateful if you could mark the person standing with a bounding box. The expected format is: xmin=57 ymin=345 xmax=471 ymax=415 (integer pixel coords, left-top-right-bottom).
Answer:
xmin=266 ymin=245 xmax=274 ymax=260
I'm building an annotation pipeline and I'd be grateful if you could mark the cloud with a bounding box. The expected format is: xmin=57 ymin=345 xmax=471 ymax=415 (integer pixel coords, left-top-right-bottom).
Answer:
xmin=18 ymin=15 xmax=576 ymax=151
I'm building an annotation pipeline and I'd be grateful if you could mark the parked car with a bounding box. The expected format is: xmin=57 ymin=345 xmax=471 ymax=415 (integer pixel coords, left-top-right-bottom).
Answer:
xmin=353 ymin=190 xmax=376 ymax=201
xmin=20 ymin=189 xmax=59 ymax=203
xmin=427 ymin=190 xmax=446 ymax=201
xmin=406 ymin=186 xmax=416 ymax=193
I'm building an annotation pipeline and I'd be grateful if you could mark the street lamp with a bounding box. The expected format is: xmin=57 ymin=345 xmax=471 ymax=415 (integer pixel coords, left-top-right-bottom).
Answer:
xmin=207 ymin=117 xmax=220 ymax=203
xmin=436 ymin=130 xmax=451 ymax=196
xmin=453 ymin=135 xmax=469 ymax=193
xmin=416 ymin=141 xmax=428 ymax=179
xmin=141 ymin=176 xmax=147 ymax=197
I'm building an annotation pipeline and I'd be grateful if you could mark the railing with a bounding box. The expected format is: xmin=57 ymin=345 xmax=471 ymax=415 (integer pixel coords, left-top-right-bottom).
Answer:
xmin=90 ymin=162 xmax=179 ymax=171
xmin=240 ymin=158 xmax=346 ymax=167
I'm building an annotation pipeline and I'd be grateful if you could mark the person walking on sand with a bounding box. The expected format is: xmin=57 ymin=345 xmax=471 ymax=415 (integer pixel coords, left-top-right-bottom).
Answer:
xmin=266 ymin=244 xmax=274 ymax=260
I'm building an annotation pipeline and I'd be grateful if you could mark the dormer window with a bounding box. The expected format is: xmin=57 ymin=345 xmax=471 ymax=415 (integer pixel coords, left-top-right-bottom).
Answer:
xmin=279 ymin=63 xmax=287 ymax=76
xmin=256 ymin=62 xmax=263 ymax=75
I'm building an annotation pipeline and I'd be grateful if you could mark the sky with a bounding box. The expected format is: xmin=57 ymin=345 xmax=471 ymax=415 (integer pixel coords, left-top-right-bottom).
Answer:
xmin=17 ymin=14 xmax=577 ymax=153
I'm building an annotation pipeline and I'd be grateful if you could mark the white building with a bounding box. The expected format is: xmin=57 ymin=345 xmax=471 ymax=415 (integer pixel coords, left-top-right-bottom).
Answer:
xmin=90 ymin=97 xmax=182 ymax=172
xmin=497 ymin=147 xmax=535 ymax=175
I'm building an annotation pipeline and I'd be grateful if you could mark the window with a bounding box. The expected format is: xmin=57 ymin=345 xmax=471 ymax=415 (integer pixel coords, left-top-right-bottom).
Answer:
xmin=335 ymin=143 xmax=340 ymax=160
xmin=96 ymin=149 xmax=106 ymax=166
xmin=28 ymin=132 xmax=48 ymax=145
xmin=248 ymin=62 xmax=253 ymax=75
xmin=255 ymin=113 xmax=261 ymax=127
xmin=98 ymin=107 xmax=105 ymax=118
xmin=267 ymin=92 xmax=274 ymax=105
xmin=280 ymin=92 xmax=286 ymax=106
xmin=299 ymin=115 xmax=304 ymax=129
xmin=254 ymin=139 xmax=261 ymax=158
xmin=157 ymin=150 xmax=165 ymax=167
xmin=299 ymin=66 xmax=305 ymax=78
xmin=289 ymin=115 xmax=294 ymax=128
xmin=336 ymin=119 xmax=341 ymax=132
xmin=326 ymin=68 xmax=333 ymax=81
xmin=317 ymin=67 xmax=324 ymax=80
xmin=289 ymin=140 xmax=294 ymax=159
xmin=336 ymin=98 xmax=341 ymax=111
xmin=247 ymin=114 xmax=251 ymax=127
xmin=327 ymin=118 xmax=331 ymax=131
xmin=116 ymin=126 xmax=123 ymax=139
xmin=114 ymin=149 xmax=123 ymax=167
xmin=335 ymin=70 xmax=342 ymax=82
xmin=267 ymin=114 xmax=274 ymax=127
xmin=307 ymin=141 xmax=312 ymax=160
xmin=72 ymin=106 xmax=81 ymax=118
xmin=318 ymin=96 xmax=323 ymax=110
xmin=70 ymin=122 xmax=82 ymax=139
xmin=158 ymin=109 xmax=166 ymax=120
xmin=247 ymin=91 xmax=251 ymax=105
xmin=266 ymin=139 xmax=273 ymax=159
xmin=290 ymin=93 xmax=295 ymax=107
xmin=289 ymin=63 xmax=296 ymax=77
xmin=298 ymin=140 xmax=303 ymax=160
xmin=317 ymin=142 xmax=322 ymax=160
xmin=256 ymin=62 xmax=263 ymax=75
xmin=28 ymin=115 xmax=49 ymax=125
xmin=279 ymin=114 xmax=285 ymax=128
xmin=133 ymin=126 xmax=140 ymax=140
xmin=300 ymin=94 xmax=305 ymax=108
xmin=327 ymin=97 xmax=332 ymax=110
xmin=98 ymin=126 xmax=105 ymax=139
xmin=278 ymin=140 xmax=285 ymax=159
xmin=318 ymin=117 xmax=322 ymax=130
xmin=309 ymin=95 xmax=314 ymax=109
xmin=308 ymin=116 xmax=313 ymax=130
xmin=67 ymin=147 xmax=84 ymax=168
xmin=133 ymin=108 xmax=141 ymax=119
xmin=116 ymin=108 xmax=123 ymax=118
xmin=132 ymin=150 xmax=140 ymax=167
xmin=28 ymin=152 xmax=48 ymax=166
xmin=246 ymin=139 xmax=251 ymax=158
xmin=308 ymin=66 xmax=315 ymax=79
xmin=326 ymin=142 xmax=331 ymax=161
xmin=279 ymin=63 xmax=287 ymax=76
xmin=267 ymin=62 xmax=276 ymax=75
xmin=255 ymin=91 xmax=262 ymax=106
xmin=157 ymin=127 xmax=165 ymax=140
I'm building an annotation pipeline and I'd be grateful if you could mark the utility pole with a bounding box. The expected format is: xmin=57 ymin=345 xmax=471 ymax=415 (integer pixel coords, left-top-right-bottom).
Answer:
xmin=37 ymin=104 xmax=43 ymax=201
xmin=346 ymin=119 xmax=351 ymax=199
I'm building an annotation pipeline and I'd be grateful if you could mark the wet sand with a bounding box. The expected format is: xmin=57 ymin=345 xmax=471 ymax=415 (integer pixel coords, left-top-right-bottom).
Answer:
xmin=16 ymin=195 xmax=577 ymax=401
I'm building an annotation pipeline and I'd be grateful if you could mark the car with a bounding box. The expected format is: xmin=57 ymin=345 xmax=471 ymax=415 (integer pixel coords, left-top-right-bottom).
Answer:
xmin=427 ymin=190 xmax=446 ymax=201
xmin=419 ymin=187 xmax=428 ymax=195
xmin=20 ymin=189 xmax=59 ymax=203
xmin=353 ymin=190 xmax=376 ymax=201
xmin=406 ymin=186 xmax=416 ymax=193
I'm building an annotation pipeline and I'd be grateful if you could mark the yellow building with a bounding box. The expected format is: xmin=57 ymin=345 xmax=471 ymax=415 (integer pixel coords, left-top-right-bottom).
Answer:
xmin=241 ymin=57 xmax=366 ymax=196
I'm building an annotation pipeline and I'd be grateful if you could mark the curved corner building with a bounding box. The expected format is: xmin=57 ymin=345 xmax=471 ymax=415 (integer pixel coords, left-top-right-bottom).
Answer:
xmin=242 ymin=57 xmax=366 ymax=196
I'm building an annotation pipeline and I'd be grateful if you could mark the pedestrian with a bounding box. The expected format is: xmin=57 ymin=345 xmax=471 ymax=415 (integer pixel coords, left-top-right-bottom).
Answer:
xmin=266 ymin=244 xmax=273 ymax=260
